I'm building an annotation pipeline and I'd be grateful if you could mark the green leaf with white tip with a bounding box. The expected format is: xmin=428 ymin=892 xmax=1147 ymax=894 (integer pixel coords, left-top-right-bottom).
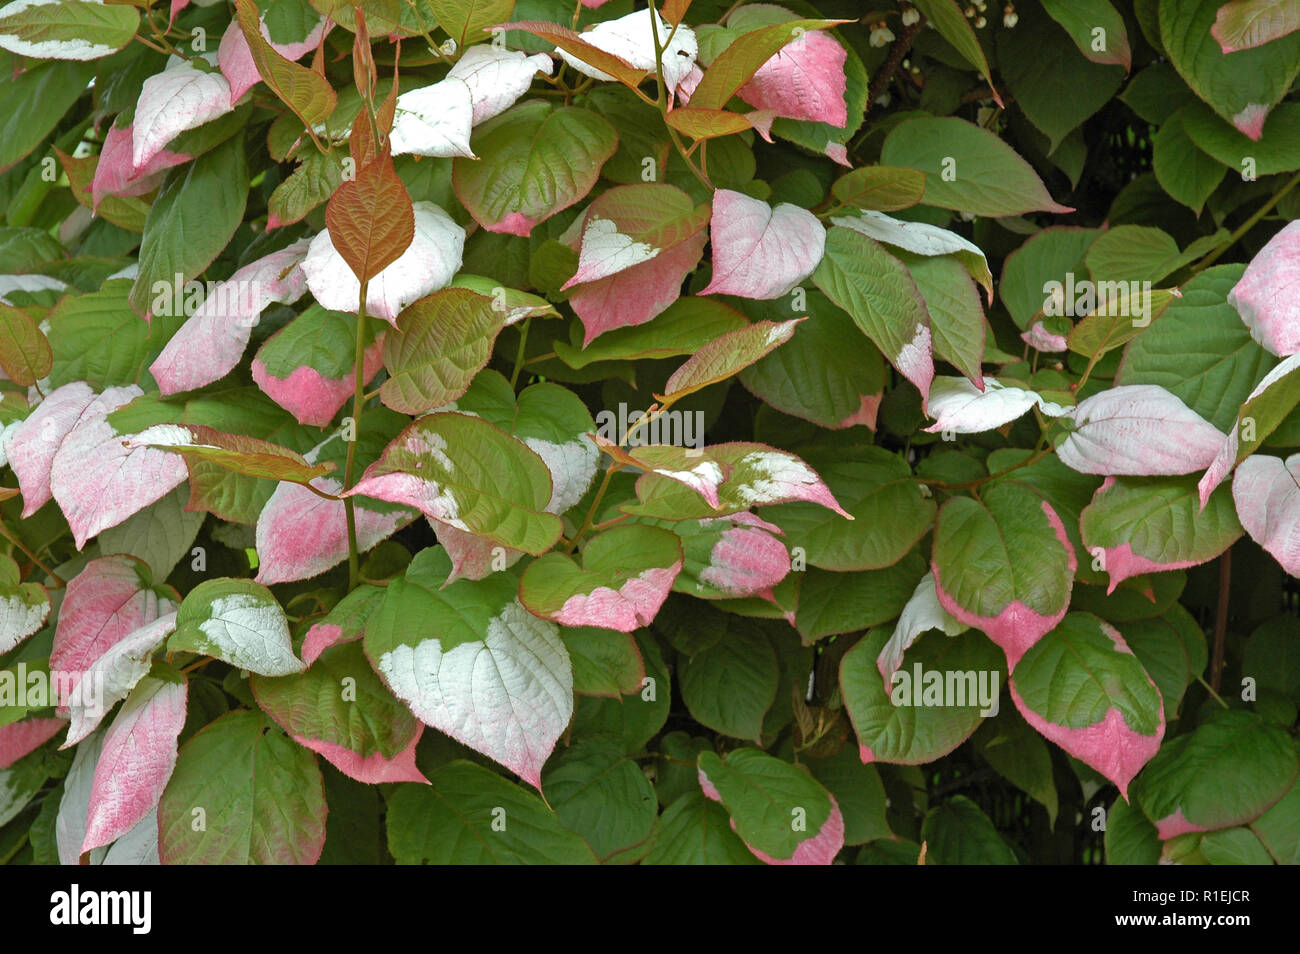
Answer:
xmin=168 ymin=578 xmax=305 ymax=676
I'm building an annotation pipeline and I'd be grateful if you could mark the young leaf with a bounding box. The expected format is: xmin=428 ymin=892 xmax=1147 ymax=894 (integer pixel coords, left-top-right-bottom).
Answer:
xmin=0 ymin=302 xmax=52 ymax=387
xmin=660 ymin=318 xmax=803 ymax=399
xmin=325 ymin=149 xmax=415 ymax=288
xmin=234 ymin=0 xmax=336 ymax=133
xmin=830 ymin=165 xmax=926 ymax=212
xmin=129 ymin=423 xmax=336 ymax=487
xmin=1212 ymin=0 xmax=1300 ymax=52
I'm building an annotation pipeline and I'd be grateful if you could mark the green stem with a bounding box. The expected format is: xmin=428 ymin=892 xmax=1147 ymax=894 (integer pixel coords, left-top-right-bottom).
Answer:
xmin=343 ymin=282 xmax=370 ymax=592
xmin=1193 ymin=170 xmax=1300 ymax=273
xmin=648 ymin=4 xmax=712 ymax=189
xmin=510 ymin=318 xmax=532 ymax=390
xmin=0 ymin=832 xmax=29 ymax=865
xmin=0 ymin=522 xmax=63 ymax=587
xmin=565 ymin=464 xmax=621 ymax=555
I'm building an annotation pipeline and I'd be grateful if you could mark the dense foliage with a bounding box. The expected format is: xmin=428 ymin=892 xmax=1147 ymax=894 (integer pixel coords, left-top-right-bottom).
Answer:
xmin=1 ymin=0 xmax=1299 ymax=866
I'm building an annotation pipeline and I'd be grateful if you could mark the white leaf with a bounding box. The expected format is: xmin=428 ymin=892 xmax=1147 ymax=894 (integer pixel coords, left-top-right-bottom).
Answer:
xmin=925 ymin=376 xmax=1070 ymax=434
xmin=556 ymin=7 xmax=697 ymax=91
xmin=390 ymin=77 xmax=476 ymax=158
xmin=876 ymin=572 xmax=968 ymax=685
xmin=301 ymin=201 xmax=466 ymax=324
xmin=132 ymin=60 xmax=235 ymax=172
xmin=701 ymin=189 xmax=826 ymax=300
xmin=1056 ymin=384 xmax=1225 ymax=476
xmin=447 ymin=44 xmax=553 ymax=125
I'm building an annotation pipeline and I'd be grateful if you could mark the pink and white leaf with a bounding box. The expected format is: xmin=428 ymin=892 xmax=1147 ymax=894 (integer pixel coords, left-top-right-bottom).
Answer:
xmin=48 ymin=388 xmax=189 ymax=547
xmin=692 ymin=513 xmax=791 ymax=598
xmin=0 ymin=717 xmax=65 ymax=769
xmin=252 ymin=332 xmax=384 ymax=427
xmin=1198 ymin=352 xmax=1300 ymax=504
xmin=52 ymin=555 xmax=175 ymax=701
xmin=64 ymin=611 xmax=179 ymax=747
xmin=150 ymin=237 xmax=312 ymax=394
xmin=432 ymin=521 xmax=524 ymax=583
xmin=55 ymin=729 xmax=103 ymax=865
xmin=81 ymin=675 xmax=187 ymax=856
xmin=737 ymin=29 xmax=848 ymax=126
xmin=217 ymin=20 xmax=261 ymax=103
xmin=700 ymin=189 xmax=826 ymax=300
xmin=255 ymin=476 xmax=418 ymax=584
xmin=1056 ymin=384 xmax=1225 ymax=477
xmin=3 ymin=381 xmax=96 ymax=517
xmin=555 ymin=8 xmax=697 ymax=91
xmin=1233 ymin=453 xmax=1300 ymax=577
xmin=1227 ymin=219 xmax=1300 ymax=357
xmin=295 ymin=725 xmax=426 ymax=785
xmin=301 ymin=201 xmax=465 ymax=324
xmin=91 ymin=123 xmax=186 ymax=210
xmin=550 ymin=563 xmax=681 ymax=632
xmin=132 ymin=60 xmax=235 ymax=172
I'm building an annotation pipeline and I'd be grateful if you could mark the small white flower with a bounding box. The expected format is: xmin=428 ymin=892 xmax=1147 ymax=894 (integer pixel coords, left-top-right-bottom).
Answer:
xmin=1004 ymin=5 xmax=1019 ymax=28
xmin=869 ymin=24 xmax=896 ymax=47
xmin=975 ymin=15 xmax=987 ymax=27
xmin=874 ymin=91 xmax=891 ymax=107
xmin=901 ymin=6 xmax=920 ymax=26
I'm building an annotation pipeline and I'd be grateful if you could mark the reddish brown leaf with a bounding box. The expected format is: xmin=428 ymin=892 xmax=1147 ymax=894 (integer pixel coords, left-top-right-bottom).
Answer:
xmin=325 ymin=149 xmax=415 ymax=286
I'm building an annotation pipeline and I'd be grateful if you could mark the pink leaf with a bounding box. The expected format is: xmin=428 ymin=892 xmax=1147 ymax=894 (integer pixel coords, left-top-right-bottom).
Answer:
xmin=301 ymin=623 xmax=345 ymax=667
xmin=255 ymin=477 xmax=417 ymax=584
xmin=91 ymin=123 xmax=187 ymax=210
xmin=48 ymin=388 xmax=189 ymax=548
xmin=3 ymin=381 xmax=97 ymax=517
xmin=52 ymin=555 xmax=175 ymax=705
xmin=1233 ymin=453 xmax=1300 ymax=577
xmin=1056 ymin=384 xmax=1225 ymax=477
xmin=149 ymin=238 xmax=311 ymax=394
xmin=1010 ymin=623 xmax=1165 ymax=800
xmin=0 ymin=717 xmax=65 ymax=769
xmin=301 ymin=201 xmax=465 ymax=324
xmin=81 ymin=676 xmax=187 ymax=856
xmin=737 ymin=30 xmax=848 ymax=127
xmin=568 ymin=231 xmax=707 ymax=343
xmin=1227 ymin=219 xmax=1300 ymax=357
xmin=132 ymin=61 xmax=235 ymax=173
xmin=433 ymin=520 xmax=524 ymax=583
xmin=551 ymin=564 xmax=681 ymax=632
xmin=698 ymin=766 xmax=845 ymax=865
xmin=218 ymin=21 xmax=261 ymax=103
xmin=693 ymin=513 xmax=791 ymax=597
xmin=700 ymin=189 xmax=826 ymax=300
xmin=290 ymin=725 xmax=426 ymax=785
xmin=252 ymin=332 xmax=384 ymax=427
xmin=64 ymin=612 xmax=179 ymax=747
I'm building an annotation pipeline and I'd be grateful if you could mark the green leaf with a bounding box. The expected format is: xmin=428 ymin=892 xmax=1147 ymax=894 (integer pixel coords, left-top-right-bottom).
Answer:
xmin=542 ymin=736 xmax=657 ymax=860
xmin=1116 ymin=265 xmax=1276 ymax=430
xmin=1160 ymin=0 xmax=1300 ymax=139
xmin=379 ymin=287 xmax=505 ymax=414
xmin=644 ymin=791 xmax=760 ymax=864
xmin=840 ymin=626 xmax=1004 ymax=765
xmin=1152 ymin=108 xmax=1227 ymax=214
xmin=794 ymin=548 xmax=928 ymax=644
xmin=349 ymin=411 xmax=563 ymax=554
xmin=830 ymin=165 xmax=926 ymax=212
xmin=561 ymin=626 xmax=644 ymax=698
xmin=158 ymin=710 xmax=325 ymax=863
xmin=268 ymin=148 xmax=346 ymax=229
xmin=999 ymin=226 xmax=1101 ymax=331
xmin=236 ymin=0 xmax=337 ymax=131
xmin=911 ymin=0 xmax=998 ymax=96
xmin=696 ymin=747 xmax=836 ymax=861
xmin=1105 ymin=794 xmax=1162 ymax=864
xmin=1084 ymin=224 xmax=1209 ymax=284
xmin=0 ymin=553 xmax=50 ymax=655
xmin=0 ymin=302 xmax=51 ymax=387
xmin=0 ymin=0 xmax=138 ymax=60
xmin=1250 ymin=760 xmax=1300 ymax=863
xmin=556 ymin=296 xmax=749 ymax=369
xmin=518 ymin=524 xmax=683 ymax=632
xmin=130 ymin=135 xmax=249 ymax=317
xmin=922 ymin=796 xmax=1018 ymax=864
xmin=811 ymin=226 xmax=933 ymax=395
xmin=452 ymin=100 xmax=616 ymax=237
xmin=1121 ymin=61 xmax=1197 ymax=125
xmin=386 ymin=758 xmax=596 ymax=863
xmin=677 ymin=617 xmax=780 ymax=742
xmin=738 ymin=291 xmax=886 ymax=429
xmin=429 ymin=0 xmax=515 ymax=48
xmin=0 ymin=59 xmax=96 ymax=172
xmin=1181 ymin=99 xmax=1300 ymax=176
xmin=764 ymin=446 xmax=935 ymax=571
xmin=975 ymin=711 xmax=1059 ymax=826
xmin=1201 ymin=826 xmax=1274 ymax=864
xmin=1119 ymin=605 xmax=1206 ymax=721
xmin=1081 ymin=476 xmax=1242 ymax=590
xmin=880 ymin=116 xmax=1073 ymax=216
xmin=135 ymin=424 xmax=337 ymax=487
xmin=894 ymin=249 xmax=984 ymax=387
xmin=250 ymin=642 xmax=423 ymax=783
xmin=1134 ymin=709 xmax=1299 ymax=834
xmin=168 ymin=578 xmax=306 ymax=676
xmin=660 ymin=318 xmax=802 ymax=400
xmin=1212 ymin=0 xmax=1300 ymax=52
xmin=1041 ymin=0 xmax=1131 ymax=69
xmin=46 ymin=280 xmax=150 ymax=388
xmin=805 ymin=746 xmax=891 ymax=845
